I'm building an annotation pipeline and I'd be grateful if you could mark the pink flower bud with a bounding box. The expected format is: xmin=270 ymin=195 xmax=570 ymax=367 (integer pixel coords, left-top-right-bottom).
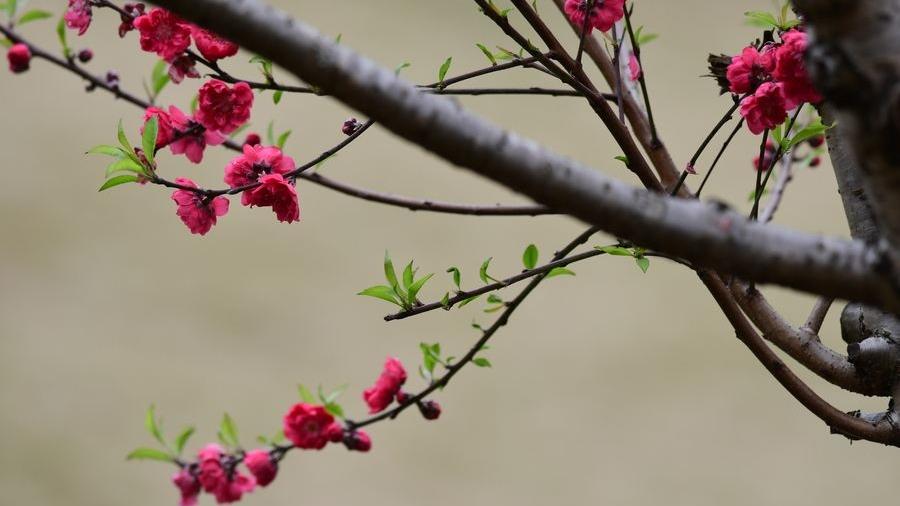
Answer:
xmin=243 ymin=450 xmax=278 ymax=487
xmin=343 ymin=430 xmax=372 ymax=452
xmin=77 ymin=48 xmax=93 ymax=63
xmin=418 ymin=400 xmax=441 ymax=420
xmin=7 ymin=44 xmax=32 ymax=74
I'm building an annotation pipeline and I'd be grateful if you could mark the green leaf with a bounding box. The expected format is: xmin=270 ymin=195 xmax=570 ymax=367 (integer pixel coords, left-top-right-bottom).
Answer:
xmin=597 ymin=245 xmax=633 ymax=256
xmin=55 ymin=15 xmax=70 ymax=59
xmin=276 ymin=129 xmax=291 ymax=149
xmin=17 ymin=9 xmax=51 ymax=25
xmin=173 ymin=427 xmax=195 ymax=456
xmin=394 ymin=62 xmax=411 ymax=75
xmin=266 ymin=121 xmax=275 ymax=146
xmin=744 ymin=10 xmax=779 ymax=29
xmin=487 ymin=294 xmax=503 ymax=304
xmin=787 ymin=118 xmax=829 ymax=150
xmin=189 ymin=94 xmax=199 ymax=114
xmin=297 ymin=384 xmax=317 ymax=404
xmin=472 ymin=357 xmax=492 ymax=368
xmin=151 ymin=60 xmax=170 ymax=97
xmin=437 ymin=57 xmax=452 ymax=84
xmin=324 ymin=402 xmax=344 ymax=418
xmin=522 ymin=244 xmax=539 ymax=270
xmin=479 ymin=257 xmax=497 ymax=284
xmin=144 ymin=405 xmax=165 ymax=446
xmin=142 ymin=115 xmax=158 ymax=166
xmin=117 ymin=119 xmax=134 ymax=152
xmin=105 ymin=158 xmax=144 ymax=177
xmin=476 ymin=43 xmax=497 ymax=66
xmin=358 ymin=285 xmax=402 ymax=307
xmin=458 ymin=294 xmax=480 ymax=308
xmin=407 ymin=273 xmax=434 ymax=303
xmin=273 ymin=90 xmax=283 ymax=105
xmin=402 ymin=261 xmax=415 ymax=290
xmin=126 ymin=448 xmax=173 ymax=462
xmin=441 ymin=292 xmax=451 ymax=308
xmin=323 ymin=384 xmax=348 ymax=404
xmin=614 ymin=155 xmax=630 ymax=167
xmin=546 ymin=267 xmax=576 ymax=278
xmin=99 ymin=175 xmax=139 ymax=191
xmin=635 ymin=256 xmax=650 ymax=274
xmin=249 ymin=55 xmax=273 ymax=79
xmin=383 ymin=251 xmax=399 ymax=289
xmin=447 ymin=267 xmax=461 ymax=288
xmin=218 ymin=413 xmax=239 ymax=448
xmin=87 ymin=145 xmax=127 ymax=158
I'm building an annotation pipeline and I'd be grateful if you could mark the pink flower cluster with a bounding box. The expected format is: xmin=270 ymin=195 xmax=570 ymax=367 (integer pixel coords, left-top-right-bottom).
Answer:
xmin=133 ymin=8 xmax=238 ymax=83
xmin=727 ymin=29 xmax=822 ymax=134
xmin=171 ymin=444 xmax=261 ymax=506
xmin=563 ymin=0 xmax=626 ymax=33
xmin=224 ymin=144 xmax=300 ymax=223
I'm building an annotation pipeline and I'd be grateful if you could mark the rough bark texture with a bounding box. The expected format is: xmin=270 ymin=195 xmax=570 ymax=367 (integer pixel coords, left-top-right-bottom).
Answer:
xmin=147 ymin=0 xmax=900 ymax=312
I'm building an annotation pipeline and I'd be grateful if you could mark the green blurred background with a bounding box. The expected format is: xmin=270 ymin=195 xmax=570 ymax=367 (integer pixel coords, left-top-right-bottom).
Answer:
xmin=1 ymin=1 xmax=894 ymax=505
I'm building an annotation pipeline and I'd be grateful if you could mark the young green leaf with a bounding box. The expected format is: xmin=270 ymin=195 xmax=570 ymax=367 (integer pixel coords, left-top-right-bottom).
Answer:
xmin=106 ymin=158 xmax=144 ymax=178
xmin=273 ymin=90 xmax=283 ymax=105
xmin=441 ymin=292 xmax=451 ymax=308
xmin=173 ymin=427 xmax=195 ymax=456
xmin=407 ymin=273 xmax=434 ymax=303
xmin=126 ymin=448 xmax=173 ymax=462
xmin=475 ymin=43 xmax=497 ymax=66
xmin=218 ymin=413 xmax=239 ymax=448
xmin=142 ymin=115 xmax=159 ymax=166
xmin=55 ymin=16 xmax=70 ymax=59
xmin=472 ymin=357 xmax=492 ymax=368
xmin=744 ymin=11 xmax=779 ymax=29
xmin=402 ymin=261 xmax=415 ymax=290
xmin=437 ymin=57 xmax=453 ymax=84
xmin=151 ymin=60 xmax=170 ymax=97
xmin=324 ymin=402 xmax=344 ymax=418
xmin=87 ymin=145 xmax=127 ymax=158
xmin=383 ymin=251 xmax=399 ymax=289
xmin=358 ymin=285 xmax=402 ymax=307
xmin=144 ymin=405 xmax=165 ymax=446
xmin=99 ymin=174 xmax=139 ymax=191
xmin=597 ymin=245 xmax=633 ymax=256
xmin=394 ymin=62 xmax=411 ymax=75
xmin=635 ymin=256 xmax=650 ymax=274
xmin=479 ymin=257 xmax=497 ymax=284
xmin=546 ymin=267 xmax=576 ymax=278
xmin=276 ymin=129 xmax=291 ymax=149
xmin=446 ymin=267 xmax=461 ymax=288
xmin=458 ymin=294 xmax=481 ymax=308
xmin=297 ymin=384 xmax=317 ymax=404
xmin=487 ymin=294 xmax=503 ymax=304
xmin=522 ymin=244 xmax=539 ymax=270
xmin=17 ymin=9 xmax=52 ymax=26
xmin=266 ymin=121 xmax=275 ymax=146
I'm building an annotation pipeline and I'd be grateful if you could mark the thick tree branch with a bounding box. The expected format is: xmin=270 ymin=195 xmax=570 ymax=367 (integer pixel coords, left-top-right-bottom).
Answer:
xmin=146 ymin=0 xmax=900 ymax=312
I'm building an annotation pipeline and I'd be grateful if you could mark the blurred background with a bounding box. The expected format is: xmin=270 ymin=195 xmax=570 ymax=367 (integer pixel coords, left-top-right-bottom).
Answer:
xmin=1 ymin=1 xmax=894 ymax=505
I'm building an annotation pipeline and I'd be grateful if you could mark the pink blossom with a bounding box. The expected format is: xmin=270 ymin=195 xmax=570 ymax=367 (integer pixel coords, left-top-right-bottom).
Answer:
xmin=196 ymin=444 xmax=255 ymax=504
xmin=7 ymin=44 xmax=31 ymax=74
xmin=628 ymin=52 xmax=642 ymax=81
xmin=563 ymin=0 xmax=625 ymax=33
xmin=134 ymin=8 xmax=191 ymax=61
xmin=168 ymin=54 xmax=200 ymax=84
xmin=65 ymin=0 xmax=93 ymax=36
xmin=363 ymin=357 xmax=407 ymax=414
xmin=283 ymin=403 xmax=336 ymax=450
xmin=773 ymin=29 xmax=822 ymax=108
xmin=171 ymin=178 xmax=229 ymax=235
xmin=243 ymin=450 xmax=277 ymax=487
xmin=167 ymin=106 xmax=226 ymax=164
xmin=245 ymin=174 xmax=300 ymax=223
xmin=191 ymin=26 xmax=239 ymax=62
xmin=172 ymin=469 xmax=201 ymax=506
xmin=213 ymin=474 xmax=255 ymax=504
xmin=224 ymin=144 xmax=295 ymax=203
xmin=196 ymin=80 xmax=254 ymax=134
xmin=418 ymin=400 xmax=442 ymax=420
xmin=740 ymin=82 xmax=787 ymax=135
xmin=726 ymin=46 xmax=775 ymax=95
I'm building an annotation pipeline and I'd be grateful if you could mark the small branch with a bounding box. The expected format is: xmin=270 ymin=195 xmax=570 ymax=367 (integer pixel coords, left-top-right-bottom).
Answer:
xmin=385 ymin=248 xmax=604 ymax=322
xmin=803 ymin=298 xmax=834 ymax=335
xmin=672 ymin=100 xmax=741 ymax=196
xmin=759 ymin=151 xmax=797 ymax=224
xmin=623 ymin=6 xmax=658 ymax=145
xmin=695 ymin=118 xmax=744 ymax=198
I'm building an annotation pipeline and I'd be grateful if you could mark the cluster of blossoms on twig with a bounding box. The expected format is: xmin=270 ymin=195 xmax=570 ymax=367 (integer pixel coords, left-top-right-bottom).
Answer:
xmin=138 ymin=357 xmax=442 ymax=506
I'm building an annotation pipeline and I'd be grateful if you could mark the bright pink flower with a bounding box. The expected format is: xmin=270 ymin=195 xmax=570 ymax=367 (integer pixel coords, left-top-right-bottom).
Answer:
xmin=7 ymin=44 xmax=31 ymax=74
xmin=726 ymin=46 xmax=775 ymax=95
xmin=65 ymin=0 xmax=93 ymax=36
xmin=245 ymin=174 xmax=300 ymax=223
xmin=628 ymin=52 xmax=642 ymax=81
xmin=213 ymin=474 xmax=255 ymax=504
xmin=224 ymin=144 xmax=295 ymax=202
xmin=325 ymin=422 xmax=344 ymax=443
xmin=243 ymin=450 xmax=277 ymax=487
xmin=283 ymin=403 xmax=336 ymax=450
xmin=134 ymin=8 xmax=191 ymax=61
xmin=740 ymin=82 xmax=787 ymax=135
xmin=142 ymin=107 xmax=175 ymax=148
xmin=563 ymin=0 xmax=625 ymax=33
xmin=774 ymin=29 xmax=822 ymax=108
xmin=343 ymin=430 xmax=372 ymax=452
xmin=363 ymin=357 xmax=407 ymax=414
xmin=167 ymin=106 xmax=226 ymax=164
xmin=197 ymin=444 xmax=226 ymax=493
xmin=168 ymin=54 xmax=200 ymax=84
xmin=171 ymin=178 xmax=229 ymax=236
xmin=196 ymin=80 xmax=254 ymax=134
xmin=192 ymin=26 xmax=239 ymax=62
xmin=172 ymin=469 xmax=201 ymax=506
